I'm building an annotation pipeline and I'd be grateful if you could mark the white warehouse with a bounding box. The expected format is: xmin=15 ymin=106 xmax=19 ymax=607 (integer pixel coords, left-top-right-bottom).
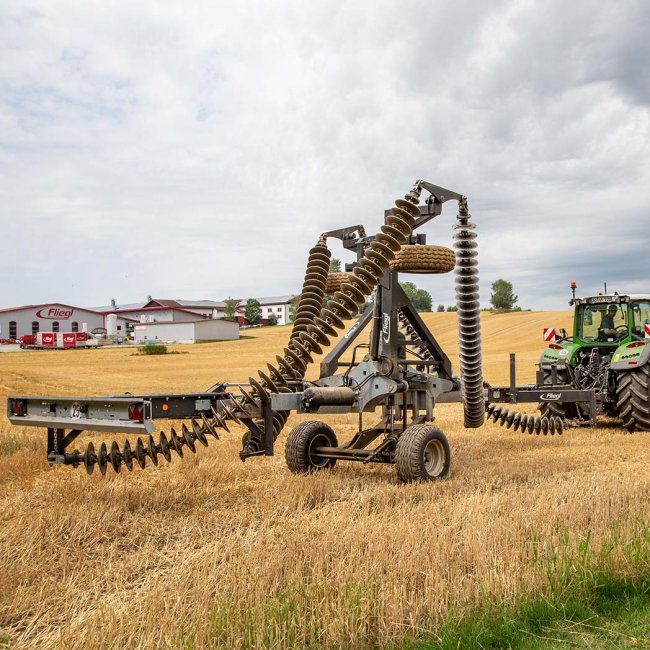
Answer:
xmin=133 ymin=318 xmax=239 ymax=344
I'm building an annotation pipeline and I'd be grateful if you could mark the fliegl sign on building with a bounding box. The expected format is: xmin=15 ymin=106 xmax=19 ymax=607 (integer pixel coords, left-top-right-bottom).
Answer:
xmin=35 ymin=307 xmax=75 ymax=320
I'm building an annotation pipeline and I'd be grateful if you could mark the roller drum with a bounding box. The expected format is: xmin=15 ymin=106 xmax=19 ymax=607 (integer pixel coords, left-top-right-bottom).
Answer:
xmin=453 ymin=214 xmax=484 ymax=428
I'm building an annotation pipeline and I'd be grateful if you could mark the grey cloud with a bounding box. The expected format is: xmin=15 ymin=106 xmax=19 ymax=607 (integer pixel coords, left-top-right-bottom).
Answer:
xmin=0 ymin=0 xmax=648 ymax=312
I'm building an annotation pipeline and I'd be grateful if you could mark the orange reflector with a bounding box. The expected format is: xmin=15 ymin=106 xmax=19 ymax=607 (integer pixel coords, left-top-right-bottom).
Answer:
xmin=162 ymin=403 xmax=169 ymax=411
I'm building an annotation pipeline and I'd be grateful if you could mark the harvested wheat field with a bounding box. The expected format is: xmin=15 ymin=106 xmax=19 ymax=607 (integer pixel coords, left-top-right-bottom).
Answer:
xmin=0 ymin=311 xmax=648 ymax=648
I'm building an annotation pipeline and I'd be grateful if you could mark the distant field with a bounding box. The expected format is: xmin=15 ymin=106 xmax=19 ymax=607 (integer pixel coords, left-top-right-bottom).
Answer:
xmin=0 ymin=310 xmax=647 ymax=649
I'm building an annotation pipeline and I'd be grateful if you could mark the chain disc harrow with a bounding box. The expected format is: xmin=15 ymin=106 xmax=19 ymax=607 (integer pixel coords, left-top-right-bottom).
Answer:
xmin=454 ymin=202 xmax=485 ymax=428
xmin=74 ymin=192 xmax=424 ymax=474
xmin=485 ymin=403 xmax=564 ymax=435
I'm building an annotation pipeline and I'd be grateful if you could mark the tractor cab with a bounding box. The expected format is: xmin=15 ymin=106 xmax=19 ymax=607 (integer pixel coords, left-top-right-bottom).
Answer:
xmin=540 ymin=290 xmax=650 ymax=372
xmin=574 ymin=295 xmax=631 ymax=346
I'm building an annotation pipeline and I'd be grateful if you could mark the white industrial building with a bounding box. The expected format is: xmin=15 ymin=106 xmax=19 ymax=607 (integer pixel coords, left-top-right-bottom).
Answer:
xmin=0 ymin=303 xmax=134 ymax=339
xmin=0 ymin=294 xmax=291 ymax=342
xmin=252 ymin=296 xmax=293 ymax=325
xmin=133 ymin=318 xmax=239 ymax=344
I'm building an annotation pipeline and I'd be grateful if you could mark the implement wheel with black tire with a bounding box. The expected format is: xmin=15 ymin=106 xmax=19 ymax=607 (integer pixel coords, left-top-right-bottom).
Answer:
xmin=395 ymin=425 xmax=450 ymax=483
xmin=285 ymin=420 xmax=338 ymax=473
xmin=390 ymin=245 xmax=455 ymax=274
xmin=616 ymin=366 xmax=650 ymax=432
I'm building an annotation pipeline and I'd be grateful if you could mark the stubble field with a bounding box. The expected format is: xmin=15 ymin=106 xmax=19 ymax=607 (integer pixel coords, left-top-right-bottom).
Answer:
xmin=0 ymin=311 xmax=648 ymax=648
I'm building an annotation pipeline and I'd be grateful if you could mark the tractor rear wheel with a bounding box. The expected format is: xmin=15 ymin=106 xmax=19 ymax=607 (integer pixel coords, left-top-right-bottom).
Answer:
xmin=395 ymin=425 xmax=450 ymax=483
xmin=537 ymin=369 xmax=581 ymax=420
xmin=285 ymin=420 xmax=338 ymax=473
xmin=616 ymin=366 xmax=650 ymax=432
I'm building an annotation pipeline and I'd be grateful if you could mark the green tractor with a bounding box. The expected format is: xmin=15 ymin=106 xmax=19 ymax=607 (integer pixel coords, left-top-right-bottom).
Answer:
xmin=538 ymin=287 xmax=650 ymax=431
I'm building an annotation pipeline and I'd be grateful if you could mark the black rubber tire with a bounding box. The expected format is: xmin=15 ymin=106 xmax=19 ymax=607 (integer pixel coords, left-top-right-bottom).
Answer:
xmin=537 ymin=369 xmax=580 ymax=420
xmin=285 ymin=420 xmax=338 ymax=473
xmin=616 ymin=366 xmax=650 ymax=432
xmin=390 ymin=245 xmax=455 ymax=274
xmin=395 ymin=425 xmax=450 ymax=483
xmin=324 ymin=272 xmax=351 ymax=295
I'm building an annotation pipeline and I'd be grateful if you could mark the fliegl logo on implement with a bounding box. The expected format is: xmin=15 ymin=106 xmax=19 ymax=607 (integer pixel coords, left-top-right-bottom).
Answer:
xmin=540 ymin=393 xmax=562 ymax=401
xmin=343 ymin=320 xmax=362 ymax=340
xmin=382 ymin=313 xmax=390 ymax=343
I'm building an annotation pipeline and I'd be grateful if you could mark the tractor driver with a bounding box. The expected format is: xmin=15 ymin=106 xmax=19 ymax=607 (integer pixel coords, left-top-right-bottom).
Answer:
xmin=599 ymin=304 xmax=618 ymax=339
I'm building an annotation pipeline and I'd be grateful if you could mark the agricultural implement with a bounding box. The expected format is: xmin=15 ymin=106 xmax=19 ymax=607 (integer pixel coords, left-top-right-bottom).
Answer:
xmin=7 ymin=180 xmax=590 ymax=482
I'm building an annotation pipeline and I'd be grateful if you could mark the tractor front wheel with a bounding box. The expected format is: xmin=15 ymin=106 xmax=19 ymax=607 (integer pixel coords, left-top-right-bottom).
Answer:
xmin=395 ymin=425 xmax=450 ymax=483
xmin=285 ymin=421 xmax=338 ymax=473
xmin=616 ymin=366 xmax=650 ymax=432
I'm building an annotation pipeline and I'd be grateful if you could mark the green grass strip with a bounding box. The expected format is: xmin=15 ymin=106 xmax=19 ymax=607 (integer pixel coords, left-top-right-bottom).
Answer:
xmin=410 ymin=572 xmax=650 ymax=649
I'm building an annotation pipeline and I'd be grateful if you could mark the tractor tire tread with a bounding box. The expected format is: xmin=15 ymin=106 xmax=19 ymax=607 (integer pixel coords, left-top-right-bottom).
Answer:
xmin=616 ymin=366 xmax=650 ymax=432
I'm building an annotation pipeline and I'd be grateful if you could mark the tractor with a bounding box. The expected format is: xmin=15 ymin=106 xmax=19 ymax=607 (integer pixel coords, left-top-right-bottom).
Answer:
xmin=538 ymin=285 xmax=650 ymax=431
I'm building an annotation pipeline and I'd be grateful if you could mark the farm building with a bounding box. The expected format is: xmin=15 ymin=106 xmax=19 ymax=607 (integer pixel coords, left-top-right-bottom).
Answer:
xmin=0 ymin=303 xmax=134 ymax=339
xmin=94 ymin=297 xmax=227 ymax=322
xmin=256 ymin=296 xmax=292 ymax=325
xmin=132 ymin=318 xmax=239 ymax=344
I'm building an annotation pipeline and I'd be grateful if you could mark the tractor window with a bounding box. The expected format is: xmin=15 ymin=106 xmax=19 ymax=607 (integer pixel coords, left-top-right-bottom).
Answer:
xmin=578 ymin=303 xmax=627 ymax=342
xmin=631 ymin=301 xmax=650 ymax=339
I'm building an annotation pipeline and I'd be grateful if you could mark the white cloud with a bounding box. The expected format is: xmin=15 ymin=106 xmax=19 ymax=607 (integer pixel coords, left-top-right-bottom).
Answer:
xmin=0 ymin=0 xmax=649 ymax=309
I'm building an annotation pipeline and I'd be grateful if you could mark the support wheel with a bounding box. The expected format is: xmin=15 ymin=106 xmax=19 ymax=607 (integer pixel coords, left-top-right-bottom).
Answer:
xmin=395 ymin=425 xmax=450 ymax=483
xmin=616 ymin=366 xmax=650 ymax=432
xmin=285 ymin=421 xmax=338 ymax=473
xmin=390 ymin=245 xmax=455 ymax=274
xmin=324 ymin=272 xmax=352 ymax=295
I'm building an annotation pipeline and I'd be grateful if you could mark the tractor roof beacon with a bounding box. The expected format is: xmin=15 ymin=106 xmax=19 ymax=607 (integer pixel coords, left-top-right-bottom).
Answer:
xmin=538 ymin=285 xmax=650 ymax=431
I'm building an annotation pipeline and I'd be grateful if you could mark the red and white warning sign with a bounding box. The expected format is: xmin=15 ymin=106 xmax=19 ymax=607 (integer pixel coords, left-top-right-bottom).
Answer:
xmin=543 ymin=327 xmax=556 ymax=342
xmin=645 ymin=324 xmax=650 ymax=339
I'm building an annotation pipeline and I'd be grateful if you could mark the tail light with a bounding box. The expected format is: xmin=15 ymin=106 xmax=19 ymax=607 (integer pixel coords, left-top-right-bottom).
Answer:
xmin=128 ymin=403 xmax=143 ymax=421
xmin=549 ymin=344 xmax=563 ymax=350
xmin=11 ymin=400 xmax=27 ymax=416
xmin=628 ymin=341 xmax=645 ymax=348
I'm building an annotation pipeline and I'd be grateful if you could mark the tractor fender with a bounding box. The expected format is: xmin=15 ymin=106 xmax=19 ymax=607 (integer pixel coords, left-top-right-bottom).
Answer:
xmin=610 ymin=341 xmax=650 ymax=371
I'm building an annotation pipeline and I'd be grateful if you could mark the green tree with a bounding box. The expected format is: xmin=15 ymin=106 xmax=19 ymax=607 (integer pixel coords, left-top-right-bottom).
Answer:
xmin=289 ymin=294 xmax=300 ymax=322
xmin=400 ymin=282 xmax=432 ymax=312
xmin=446 ymin=305 xmax=458 ymax=312
xmin=436 ymin=304 xmax=445 ymax=312
xmin=244 ymin=298 xmax=262 ymax=324
xmin=267 ymin=313 xmax=278 ymax=326
xmin=223 ymin=297 xmax=238 ymax=322
xmin=490 ymin=279 xmax=519 ymax=311
xmin=329 ymin=258 xmax=341 ymax=273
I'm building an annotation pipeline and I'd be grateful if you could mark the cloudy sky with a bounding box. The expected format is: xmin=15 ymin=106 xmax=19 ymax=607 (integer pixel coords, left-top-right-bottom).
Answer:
xmin=1 ymin=0 xmax=649 ymax=310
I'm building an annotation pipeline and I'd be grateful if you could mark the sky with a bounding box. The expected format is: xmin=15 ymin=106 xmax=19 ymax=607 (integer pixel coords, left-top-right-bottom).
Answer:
xmin=1 ymin=0 xmax=649 ymax=311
